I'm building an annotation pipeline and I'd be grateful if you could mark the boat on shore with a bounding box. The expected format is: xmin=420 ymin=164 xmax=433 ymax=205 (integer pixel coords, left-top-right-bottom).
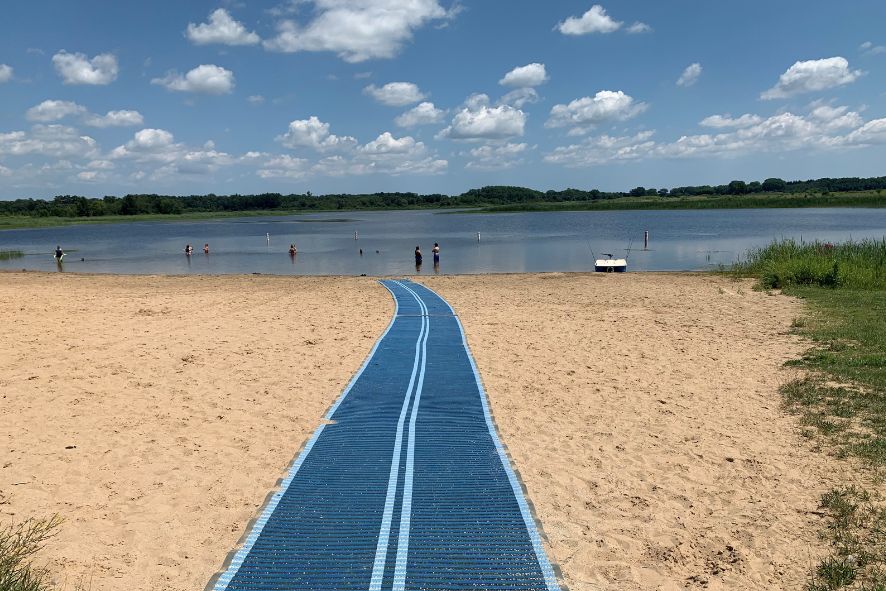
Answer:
xmin=594 ymin=253 xmax=627 ymax=272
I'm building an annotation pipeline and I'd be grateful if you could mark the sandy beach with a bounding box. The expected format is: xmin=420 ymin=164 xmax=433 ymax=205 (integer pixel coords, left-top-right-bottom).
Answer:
xmin=0 ymin=271 xmax=857 ymax=590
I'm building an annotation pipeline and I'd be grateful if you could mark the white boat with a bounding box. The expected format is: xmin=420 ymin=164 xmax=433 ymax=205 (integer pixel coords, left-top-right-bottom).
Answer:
xmin=594 ymin=254 xmax=627 ymax=272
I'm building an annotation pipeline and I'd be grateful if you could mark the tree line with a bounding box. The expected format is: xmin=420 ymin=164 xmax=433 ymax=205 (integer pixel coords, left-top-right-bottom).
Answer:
xmin=1 ymin=175 xmax=885 ymax=219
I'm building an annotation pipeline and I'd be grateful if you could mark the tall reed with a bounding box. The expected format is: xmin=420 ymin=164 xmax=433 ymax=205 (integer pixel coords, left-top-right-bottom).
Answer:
xmin=734 ymin=238 xmax=886 ymax=290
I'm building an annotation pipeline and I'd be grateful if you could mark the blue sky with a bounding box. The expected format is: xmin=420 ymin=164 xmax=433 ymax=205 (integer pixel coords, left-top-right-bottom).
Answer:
xmin=1 ymin=0 xmax=885 ymax=199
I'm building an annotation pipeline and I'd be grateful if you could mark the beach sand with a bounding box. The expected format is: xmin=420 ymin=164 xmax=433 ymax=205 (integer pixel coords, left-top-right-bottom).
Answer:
xmin=0 ymin=272 xmax=855 ymax=590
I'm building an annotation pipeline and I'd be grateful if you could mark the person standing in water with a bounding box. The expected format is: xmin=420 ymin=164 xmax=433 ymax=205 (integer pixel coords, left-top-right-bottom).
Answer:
xmin=414 ymin=245 xmax=423 ymax=265
xmin=54 ymin=245 xmax=64 ymax=261
xmin=289 ymin=244 xmax=297 ymax=256
xmin=432 ymin=242 xmax=440 ymax=264
xmin=203 ymin=243 xmax=209 ymax=254
xmin=185 ymin=244 xmax=193 ymax=255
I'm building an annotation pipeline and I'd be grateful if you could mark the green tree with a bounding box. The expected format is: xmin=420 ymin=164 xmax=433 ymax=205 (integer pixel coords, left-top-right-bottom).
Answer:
xmin=762 ymin=177 xmax=787 ymax=192
xmin=156 ymin=198 xmax=182 ymax=214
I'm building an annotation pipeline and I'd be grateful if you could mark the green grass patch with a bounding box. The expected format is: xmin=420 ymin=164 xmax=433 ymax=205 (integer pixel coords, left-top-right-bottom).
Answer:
xmin=0 ymin=516 xmax=62 ymax=591
xmin=733 ymin=237 xmax=886 ymax=589
xmin=0 ymin=250 xmax=24 ymax=261
xmin=806 ymin=487 xmax=886 ymax=591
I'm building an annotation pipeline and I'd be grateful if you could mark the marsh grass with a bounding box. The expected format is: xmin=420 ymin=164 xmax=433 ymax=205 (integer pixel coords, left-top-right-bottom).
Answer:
xmin=733 ymin=238 xmax=886 ymax=589
xmin=478 ymin=190 xmax=886 ymax=213
xmin=0 ymin=516 xmax=63 ymax=591
xmin=734 ymin=238 xmax=886 ymax=290
xmin=0 ymin=250 xmax=24 ymax=261
xmin=0 ymin=210 xmax=314 ymax=230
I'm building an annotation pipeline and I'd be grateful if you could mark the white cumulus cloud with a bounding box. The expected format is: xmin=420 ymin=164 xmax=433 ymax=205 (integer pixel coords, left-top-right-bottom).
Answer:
xmin=257 ymin=154 xmax=310 ymax=179
xmin=277 ymin=116 xmax=357 ymax=151
xmin=83 ymin=110 xmax=144 ymax=128
xmin=86 ymin=159 xmax=115 ymax=170
xmin=543 ymin=106 xmax=886 ymax=168
xmin=677 ymin=63 xmax=702 ymax=87
xmin=152 ymin=65 xmax=235 ymax=95
xmin=860 ymin=41 xmax=886 ymax=56
xmin=77 ymin=170 xmax=103 ymax=182
xmin=395 ymin=102 xmax=445 ymax=127
xmin=499 ymin=88 xmax=540 ymax=109
xmin=26 ymin=100 xmax=86 ymax=122
xmin=0 ymin=125 xmax=98 ymax=159
xmin=358 ymin=132 xmax=422 ymax=155
xmin=499 ymin=63 xmax=548 ymax=88
xmin=364 ymin=82 xmax=427 ymax=106
xmin=546 ymin=90 xmax=647 ymax=132
xmin=126 ymin=128 xmax=175 ymax=151
xmin=557 ymin=5 xmax=622 ymax=35
xmin=544 ymin=131 xmax=657 ymax=166
xmin=761 ymin=57 xmax=862 ymax=100
xmin=186 ymin=8 xmax=260 ymax=46
xmin=260 ymin=129 xmax=446 ymax=179
xmin=465 ymin=142 xmax=530 ymax=171
xmin=52 ymin=51 xmax=118 ymax=85
xmin=263 ymin=0 xmax=453 ymax=62
xmin=626 ymin=22 xmax=651 ymax=34
xmin=700 ymin=114 xmax=763 ymax=128
xmin=0 ymin=64 xmax=12 ymax=84
xmin=106 ymin=129 xmax=238 ymax=180
xmin=438 ymin=97 xmax=526 ymax=141
xmin=809 ymin=104 xmax=864 ymax=131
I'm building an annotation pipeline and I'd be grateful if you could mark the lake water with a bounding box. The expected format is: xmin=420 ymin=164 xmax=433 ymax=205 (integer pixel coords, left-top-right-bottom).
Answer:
xmin=1 ymin=208 xmax=885 ymax=275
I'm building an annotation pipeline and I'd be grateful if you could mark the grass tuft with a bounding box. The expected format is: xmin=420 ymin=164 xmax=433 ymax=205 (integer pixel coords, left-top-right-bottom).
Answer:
xmin=0 ymin=516 xmax=63 ymax=591
xmin=805 ymin=487 xmax=886 ymax=590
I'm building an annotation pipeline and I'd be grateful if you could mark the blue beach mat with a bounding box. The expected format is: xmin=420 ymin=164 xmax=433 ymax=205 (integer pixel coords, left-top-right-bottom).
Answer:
xmin=209 ymin=279 xmax=561 ymax=591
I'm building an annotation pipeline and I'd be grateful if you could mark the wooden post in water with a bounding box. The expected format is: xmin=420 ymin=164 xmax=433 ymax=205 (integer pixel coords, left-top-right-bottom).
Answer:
xmin=644 ymin=230 xmax=649 ymax=250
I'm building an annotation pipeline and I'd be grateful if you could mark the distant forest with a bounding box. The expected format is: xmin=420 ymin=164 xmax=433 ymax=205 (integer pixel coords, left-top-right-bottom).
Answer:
xmin=2 ymin=175 xmax=886 ymax=219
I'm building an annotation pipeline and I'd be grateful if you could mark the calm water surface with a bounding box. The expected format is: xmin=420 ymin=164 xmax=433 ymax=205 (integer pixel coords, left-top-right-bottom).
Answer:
xmin=1 ymin=208 xmax=885 ymax=275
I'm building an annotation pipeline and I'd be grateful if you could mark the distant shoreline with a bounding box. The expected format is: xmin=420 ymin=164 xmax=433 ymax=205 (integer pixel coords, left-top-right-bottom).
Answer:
xmin=1 ymin=190 xmax=885 ymax=230
xmin=472 ymin=191 xmax=886 ymax=213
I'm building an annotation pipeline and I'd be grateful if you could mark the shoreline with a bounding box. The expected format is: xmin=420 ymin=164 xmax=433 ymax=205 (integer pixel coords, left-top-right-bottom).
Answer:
xmin=3 ymin=196 xmax=886 ymax=230
xmin=0 ymin=272 xmax=860 ymax=590
xmin=0 ymin=268 xmax=711 ymax=278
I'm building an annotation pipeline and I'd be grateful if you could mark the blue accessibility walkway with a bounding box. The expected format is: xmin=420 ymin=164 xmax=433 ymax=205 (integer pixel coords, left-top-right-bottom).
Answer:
xmin=210 ymin=279 xmax=561 ymax=591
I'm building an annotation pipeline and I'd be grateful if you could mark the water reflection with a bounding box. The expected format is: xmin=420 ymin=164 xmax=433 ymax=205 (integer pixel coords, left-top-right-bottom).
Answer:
xmin=0 ymin=208 xmax=884 ymax=275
